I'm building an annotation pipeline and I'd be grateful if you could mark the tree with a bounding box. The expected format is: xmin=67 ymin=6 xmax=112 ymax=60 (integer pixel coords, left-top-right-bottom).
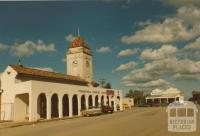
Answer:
xmin=104 ymin=83 xmax=112 ymax=89
xmin=125 ymin=89 xmax=146 ymax=105
xmin=125 ymin=89 xmax=134 ymax=98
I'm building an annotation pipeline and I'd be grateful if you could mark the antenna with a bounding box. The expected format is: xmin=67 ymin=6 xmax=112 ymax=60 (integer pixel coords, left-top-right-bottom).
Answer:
xmin=18 ymin=59 xmax=23 ymax=67
xmin=78 ymin=27 xmax=80 ymax=36
xmin=18 ymin=59 xmax=21 ymax=66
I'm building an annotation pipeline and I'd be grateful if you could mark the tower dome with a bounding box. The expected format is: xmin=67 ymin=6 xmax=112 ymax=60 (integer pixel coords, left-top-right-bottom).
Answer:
xmin=68 ymin=36 xmax=90 ymax=49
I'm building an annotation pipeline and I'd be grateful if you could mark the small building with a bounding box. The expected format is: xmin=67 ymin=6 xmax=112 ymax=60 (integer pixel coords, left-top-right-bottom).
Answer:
xmin=0 ymin=35 xmax=123 ymax=122
xmin=122 ymin=98 xmax=134 ymax=110
xmin=146 ymin=88 xmax=184 ymax=104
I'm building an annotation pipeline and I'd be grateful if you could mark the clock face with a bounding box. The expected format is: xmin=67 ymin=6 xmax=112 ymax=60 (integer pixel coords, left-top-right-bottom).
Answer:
xmin=72 ymin=60 xmax=78 ymax=67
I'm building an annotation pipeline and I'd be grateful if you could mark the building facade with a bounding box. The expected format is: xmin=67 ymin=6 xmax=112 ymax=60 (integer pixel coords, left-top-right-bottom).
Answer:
xmin=146 ymin=88 xmax=184 ymax=104
xmin=0 ymin=36 xmax=123 ymax=122
xmin=122 ymin=98 xmax=134 ymax=110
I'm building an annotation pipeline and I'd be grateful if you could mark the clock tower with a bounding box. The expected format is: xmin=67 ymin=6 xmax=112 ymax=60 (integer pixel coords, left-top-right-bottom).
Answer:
xmin=66 ymin=35 xmax=93 ymax=82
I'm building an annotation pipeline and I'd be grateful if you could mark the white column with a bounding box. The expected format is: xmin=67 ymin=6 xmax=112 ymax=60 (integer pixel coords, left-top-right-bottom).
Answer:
xmin=78 ymin=95 xmax=81 ymax=116
xmin=166 ymin=98 xmax=169 ymax=103
xmin=109 ymin=96 xmax=112 ymax=106
xmin=92 ymin=95 xmax=95 ymax=107
xmin=58 ymin=95 xmax=63 ymax=118
xmin=119 ymin=96 xmax=123 ymax=111
xmin=68 ymin=95 xmax=72 ymax=117
xmin=98 ymin=95 xmax=101 ymax=107
xmin=114 ymin=96 xmax=117 ymax=112
xmin=47 ymin=94 xmax=51 ymax=120
xmin=103 ymin=95 xmax=107 ymax=106
xmin=29 ymin=92 xmax=37 ymax=122
xmin=85 ymin=95 xmax=89 ymax=110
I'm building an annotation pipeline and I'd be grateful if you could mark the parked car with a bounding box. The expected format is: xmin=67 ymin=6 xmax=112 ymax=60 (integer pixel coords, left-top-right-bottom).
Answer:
xmin=101 ymin=105 xmax=114 ymax=114
xmin=81 ymin=107 xmax=102 ymax=117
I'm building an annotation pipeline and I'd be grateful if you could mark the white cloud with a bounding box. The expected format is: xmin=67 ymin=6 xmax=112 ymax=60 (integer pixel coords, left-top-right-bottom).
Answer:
xmin=137 ymin=19 xmax=152 ymax=26
xmin=121 ymin=18 xmax=194 ymax=44
xmin=140 ymin=44 xmax=177 ymax=60
xmin=144 ymin=58 xmax=200 ymax=75
xmin=11 ymin=40 xmax=56 ymax=57
xmin=96 ymin=46 xmax=112 ymax=54
xmin=185 ymin=37 xmax=200 ymax=49
xmin=117 ymin=48 xmax=138 ymax=57
xmin=65 ymin=34 xmax=76 ymax=42
xmin=122 ymin=56 xmax=200 ymax=89
xmin=33 ymin=67 xmax=54 ymax=72
xmin=142 ymin=58 xmax=200 ymax=81
xmin=115 ymin=61 xmax=137 ymax=71
xmin=162 ymin=0 xmax=200 ymax=7
xmin=123 ymin=78 xmax=170 ymax=89
xmin=121 ymin=6 xmax=200 ymax=44
xmin=122 ymin=69 xmax=159 ymax=83
xmin=177 ymin=6 xmax=200 ymax=26
xmin=0 ymin=43 xmax=8 ymax=52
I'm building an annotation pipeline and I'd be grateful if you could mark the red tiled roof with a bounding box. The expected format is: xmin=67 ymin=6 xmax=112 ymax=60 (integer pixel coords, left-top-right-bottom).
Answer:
xmin=9 ymin=65 xmax=88 ymax=85
xmin=68 ymin=36 xmax=90 ymax=49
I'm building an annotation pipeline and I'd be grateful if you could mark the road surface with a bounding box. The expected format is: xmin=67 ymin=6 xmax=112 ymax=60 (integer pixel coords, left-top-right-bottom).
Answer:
xmin=0 ymin=107 xmax=199 ymax=136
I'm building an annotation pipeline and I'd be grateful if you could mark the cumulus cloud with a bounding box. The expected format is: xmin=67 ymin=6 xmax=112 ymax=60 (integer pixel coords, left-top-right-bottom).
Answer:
xmin=96 ymin=46 xmax=112 ymax=54
xmin=140 ymin=44 xmax=177 ymax=60
xmin=0 ymin=43 xmax=8 ymax=52
xmin=123 ymin=78 xmax=170 ymax=89
xmin=117 ymin=48 xmax=138 ymax=57
xmin=137 ymin=19 xmax=152 ymax=26
xmin=33 ymin=67 xmax=54 ymax=72
xmin=173 ymin=73 xmax=200 ymax=80
xmin=122 ymin=69 xmax=160 ymax=83
xmin=144 ymin=58 xmax=200 ymax=75
xmin=115 ymin=61 xmax=137 ymax=71
xmin=185 ymin=37 xmax=200 ymax=49
xmin=162 ymin=0 xmax=200 ymax=7
xmin=11 ymin=40 xmax=56 ymax=57
xmin=121 ymin=6 xmax=200 ymax=44
xmin=65 ymin=34 xmax=76 ymax=42
xmin=177 ymin=6 xmax=200 ymax=26
xmin=122 ymin=56 xmax=200 ymax=89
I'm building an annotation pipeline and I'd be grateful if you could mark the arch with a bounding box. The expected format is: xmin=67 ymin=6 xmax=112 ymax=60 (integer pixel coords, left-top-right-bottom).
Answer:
xmin=72 ymin=94 xmax=78 ymax=115
xmin=107 ymin=96 xmax=110 ymax=106
xmin=37 ymin=93 xmax=47 ymax=119
xmin=101 ymin=95 xmax=104 ymax=106
xmin=51 ymin=93 xmax=59 ymax=118
xmin=14 ymin=93 xmax=29 ymax=121
xmin=81 ymin=95 xmax=86 ymax=110
xmin=88 ymin=95 xmax=93 ymax=109
xmin=111 ymin=101 xmax=114 ymax=107
xmin=63 ymin=94 xmax=69 ymax=117
xmin=116 ymin=96 xmax=121 ymax=111
xmin=95 ymin=95 xmax=99 ymax=107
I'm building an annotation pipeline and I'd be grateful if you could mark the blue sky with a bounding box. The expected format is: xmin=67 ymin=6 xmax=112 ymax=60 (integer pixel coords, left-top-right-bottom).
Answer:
xmin=0 ymin=0 xmax=200 ymax=97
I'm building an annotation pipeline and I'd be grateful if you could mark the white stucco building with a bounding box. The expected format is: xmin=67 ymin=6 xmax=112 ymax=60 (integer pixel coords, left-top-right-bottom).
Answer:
xmin=146 ymin=88 xmax=184 ymax=104
xmin=122 ymin=98 xmax=134 ymax=110
xmin=0 ymin=35 xmax=123 ymax=122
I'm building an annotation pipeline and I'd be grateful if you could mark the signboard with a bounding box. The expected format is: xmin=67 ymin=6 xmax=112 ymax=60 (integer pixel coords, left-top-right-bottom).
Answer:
xmin=106 ymin=90 xmax=114 ymax=96
xmin=166 ymin=101 xmax=198 ymax=132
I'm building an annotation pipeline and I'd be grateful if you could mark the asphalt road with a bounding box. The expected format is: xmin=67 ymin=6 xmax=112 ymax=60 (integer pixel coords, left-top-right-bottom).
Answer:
xmin=0 ymin=107 xmax=199 ymax=136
